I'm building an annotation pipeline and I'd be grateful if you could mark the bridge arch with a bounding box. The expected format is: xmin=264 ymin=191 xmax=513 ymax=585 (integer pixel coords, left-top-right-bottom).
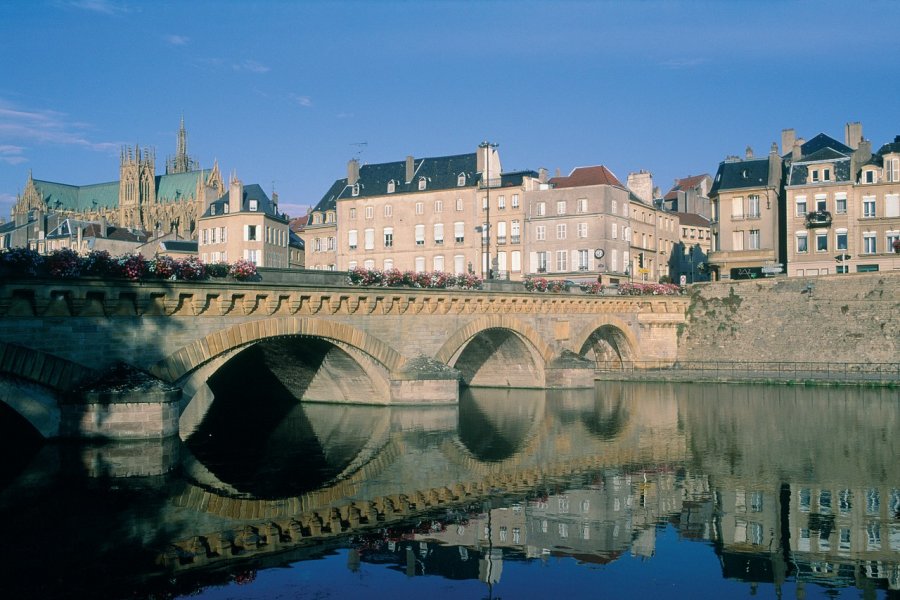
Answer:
xmin=151 ymin=317 xmax=407 ymax=383
xmin=571 ymin=316 xmax=640 ymax=368
xmin=434 ymin=315 xmax=553 ymax=388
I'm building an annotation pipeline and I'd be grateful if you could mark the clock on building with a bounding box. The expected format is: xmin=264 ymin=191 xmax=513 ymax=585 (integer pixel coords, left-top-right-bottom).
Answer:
xmin=594 ymin=248 xmax=605 ymax=259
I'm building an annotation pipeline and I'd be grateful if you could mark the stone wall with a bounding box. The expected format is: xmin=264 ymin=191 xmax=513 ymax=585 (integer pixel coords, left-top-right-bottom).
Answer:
xmin=677 ymin=272 xmax=899 ymax=365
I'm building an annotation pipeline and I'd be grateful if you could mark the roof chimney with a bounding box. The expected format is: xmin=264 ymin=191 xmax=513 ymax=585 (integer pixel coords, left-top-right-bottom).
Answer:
xmin=229 ymin=172 xmax=243 ymax=214
xmin=405 ymin=155 xmax=415 ymax=183
xmin=347 ymin=159 xmax=360 ymax=185
xmin=844 ymin=121 xmax=862 ymax=150
xmin=792 ymin=139 xmax=803 ymax=162
xmin=781 ymin=128 xmax=796 ymax=155
xmin=538 ymin=167 xmax=548 ymax=183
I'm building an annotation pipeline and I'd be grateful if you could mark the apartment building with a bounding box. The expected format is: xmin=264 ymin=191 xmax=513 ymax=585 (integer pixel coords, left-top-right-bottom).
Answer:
xmin=523 ymin=166 xmax=632 ymax=284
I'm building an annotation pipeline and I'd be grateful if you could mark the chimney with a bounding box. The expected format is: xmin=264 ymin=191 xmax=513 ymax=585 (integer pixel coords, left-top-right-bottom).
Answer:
xmin=538 ymin=167 xmax=548 ymax=183
xmin=626 ymin=171 xmax=654 ymax=204
xmin=100 ymin=216 xmax=108 ymax=238
xmin=229 ymin=173 xmax=243 ymax=213
xmin=405 ymin=155 xmax=415 ymax=183
xmin=745 ymin=146 xmax=754 ymax=159
xmin=347 ymin=159 xmax=360 ymax=186
xmin=781 ymin=128 xmax=796 ymax=155
xmin=768 ymin=145 xmax=783 ymax=188
xmin=792 ymin=139 xmax=804 ymax=162
xmin=844 ymin=121 xmax=862 ymax=150
xmin=851 ymin=139 xmax=873 ymax=180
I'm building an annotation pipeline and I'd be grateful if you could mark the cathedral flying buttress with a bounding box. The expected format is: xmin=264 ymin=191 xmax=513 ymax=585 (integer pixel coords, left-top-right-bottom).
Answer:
xmin=11 ymin=119 xmax=224 ymax=240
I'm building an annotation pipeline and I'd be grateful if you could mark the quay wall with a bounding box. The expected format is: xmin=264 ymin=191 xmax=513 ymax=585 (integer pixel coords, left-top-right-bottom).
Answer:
xmin=676 ymin=272 xmax=900 ymax=365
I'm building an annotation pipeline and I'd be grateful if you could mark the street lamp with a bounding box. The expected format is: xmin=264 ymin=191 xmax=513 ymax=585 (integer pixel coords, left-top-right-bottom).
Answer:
xmin=479 ymin=141 xmax=499 ymax=279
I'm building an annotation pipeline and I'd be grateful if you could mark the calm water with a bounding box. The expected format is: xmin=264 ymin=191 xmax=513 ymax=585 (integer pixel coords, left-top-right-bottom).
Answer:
xmin=0 ymin=381 xmax=898 ymax=599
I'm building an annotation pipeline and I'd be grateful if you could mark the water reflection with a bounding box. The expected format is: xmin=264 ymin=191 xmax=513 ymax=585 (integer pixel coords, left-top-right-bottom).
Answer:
xmin=0 ymin=382 xmax=897 ymax=598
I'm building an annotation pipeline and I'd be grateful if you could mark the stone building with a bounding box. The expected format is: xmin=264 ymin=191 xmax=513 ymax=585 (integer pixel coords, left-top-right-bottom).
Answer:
xmin=305 ymin=144 xmax=537 ymax=280
xmin=523 ymin=165 xmax=632 ymax=284
xmin=661 ymin=173 xmax=712 ymax=219
xmin=9 ymin=118 xmax=224 ymax=242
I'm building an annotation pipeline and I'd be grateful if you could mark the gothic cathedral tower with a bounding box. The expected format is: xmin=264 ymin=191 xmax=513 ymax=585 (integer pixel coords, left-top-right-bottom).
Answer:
xmin=118 ymin=145 xmax=156 ymax=229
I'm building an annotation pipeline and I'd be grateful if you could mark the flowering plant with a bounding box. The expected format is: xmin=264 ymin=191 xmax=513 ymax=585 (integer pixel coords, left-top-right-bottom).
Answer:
xmin=347 ymin=267 xmax=481 ymax=290
xmin=206 ymin=261 xmax=230 ymax=278
xmin=893 ymin=239 xmax=900 ymax=253
xmin=45 ymin=248 xmax=82 ymax=278
xmin=82 ymin=250 xmax=114 ymax=276
xmin=618 ymin=282 xmax=683 ymax=296
xmin=229 ymin=258 xmax=259 ymax=281
xmin=114 ymin=254 xmax=148 ymax=281
xmin=148 ymin=255 xmax=178 ymax=279
xmin=523 ymin=276 xmax=570 ymax=292
xmin=176 ymin=256 xmax=206 ymax=281
xmin=0 ymin=247 xmax=44 ymax=277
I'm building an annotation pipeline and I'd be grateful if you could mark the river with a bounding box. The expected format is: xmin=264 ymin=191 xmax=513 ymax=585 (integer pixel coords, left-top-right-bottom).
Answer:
xmin=0 ymin=381 xmax=897 ymax=599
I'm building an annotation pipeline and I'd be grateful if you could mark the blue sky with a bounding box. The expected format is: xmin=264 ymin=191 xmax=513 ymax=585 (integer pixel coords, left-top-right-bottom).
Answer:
xmin=2 ymin=0 xmax=899 ymax=221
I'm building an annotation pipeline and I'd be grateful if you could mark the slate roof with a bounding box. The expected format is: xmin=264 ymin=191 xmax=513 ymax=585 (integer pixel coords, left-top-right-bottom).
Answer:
xmin=783 ymin=133 xmax=853 ymax=160
xmin=664 ymin=174 xmax=709 ymax=200
xmin=674 ymin=212 xmax=710 ymax=227
xmin=289 ymin=230 xmax=305 ymax=250
xmin=160 ymin=240 xmax=197 ymax=253
xmin=203 ymin=183 xmax=286 ymax=221
xmin=710 ymin=158 xmax=771 ymax=195
xmin=549 ymin=165 xmax=624 ymax=189
xmin=788 ymin=158 xmax=851 ymax=186
xmin=310 ymin=153 xmax=481 ymax=218
xmin=33 ymin=169 xmax=212 ymax=212
xmin=876 ymin=135 xmax=900 ymax=155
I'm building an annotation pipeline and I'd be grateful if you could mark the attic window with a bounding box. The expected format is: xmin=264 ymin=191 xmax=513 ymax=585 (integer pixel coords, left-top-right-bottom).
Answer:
xmin=418 ymin=177 xmax=427 ymax=191
xmin=352 ymin=183 xmax=360 ymax=196
xmin=210 ymin=205 xmax=216 ymax=216
xmin=223 ymin=204 xmax=229 ymax=214
xmin=249 ymin=199 xmax=259 ymax=211
xmin=457 ymin=173 xmax=466 ymax=186
xmin=387 ymin=180 xmax=395 ymax=193
xmin=864 ymin=170 xmax=874 ymax=184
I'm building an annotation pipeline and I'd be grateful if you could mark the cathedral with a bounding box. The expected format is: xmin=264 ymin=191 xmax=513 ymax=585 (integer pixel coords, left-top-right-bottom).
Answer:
xmin=11 ymin=118 xmax=224 ymax=239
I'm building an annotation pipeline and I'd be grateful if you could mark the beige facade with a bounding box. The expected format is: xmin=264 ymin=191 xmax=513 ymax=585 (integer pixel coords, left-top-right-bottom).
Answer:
xmin=629 ymin=197 xmax=679 ymax=283
xmin=197 ymin=175 xmax=291 ymax=268
xmin=524 ymin=167 xmax=632 ymax=284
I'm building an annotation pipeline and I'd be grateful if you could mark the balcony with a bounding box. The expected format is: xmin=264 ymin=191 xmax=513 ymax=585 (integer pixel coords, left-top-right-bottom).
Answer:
xmin=806 ymin=210 xmax=832 ymax=228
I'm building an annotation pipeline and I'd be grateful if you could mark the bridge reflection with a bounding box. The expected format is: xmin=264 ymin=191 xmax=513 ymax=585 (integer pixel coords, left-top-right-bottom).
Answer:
xmin=0 ymin=383 xmax=897 ymax=598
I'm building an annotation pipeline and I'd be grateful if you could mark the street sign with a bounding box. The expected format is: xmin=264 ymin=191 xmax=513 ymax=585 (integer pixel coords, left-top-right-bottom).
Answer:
xmin=835 ymin=254 xmax=851 ymax=262
xmin=761 ymin=266 xmax=783 ymax=274
xmin=679 ymin=275 xmax=687 ymax=285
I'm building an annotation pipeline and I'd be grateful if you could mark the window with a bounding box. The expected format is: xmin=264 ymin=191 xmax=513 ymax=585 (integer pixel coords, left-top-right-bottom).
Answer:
xmin=245 ymin=225 xmax=257 ymax=241
xmin=863 ymin=196 xmax=876 ymax=218
xmin=511 ymin=194 xmax=519 ymax=208
xmin=498 ymin=195 xmax=505 ymax=210
xmin=327 ymin=236 xmax=335 ymax=250
xmin=383 ymin=204 xmax=392 ymax=217
xmin=732 ymin=230 xmax=744 ymax=251
xmin=537 ymin=251 xmax=547 ymax=272
xmin=836 ymin=229 xmax=848 ymax=250
xmin=748 ymin=195 xmax=760 ymax=218
xmin=812 ymin=170 xmax=820 ymax=182
xmin=454 ymin=255 xmax=465 ymax=274
xmin=536 ymin=225 xmax=546 ymax=241
xmin=383 ymin=258 xmax=393 ymax=270
xmin=578 ymin=249 xmax=589 ymax=270
xmin=816 ymin=232 xmax=828 ymax=252
xmin=434 ymin=223 xmax=444 ymax=244
xmin=482 ymin=196 xmax=488 ymax=210
xmin=887 ymin=194 xmax=900 ymax=217
xmin=481 ymin=223 xmax=488 ymax=242
xmin=556 ymin=200 xmax=566 ymax=215
xmin=536 ymin=202 xmax=545 ymax=216
xmin=415 ymin=202 xmax=424 ymax=215
xmin=365 ymin=206 xmax=374 ymax=219
xmin=244 ymin=249 xmax=259 ymax=264
xmin=202 ymin=229 xmax=208 ymax=245
xmin=624 ymin=226 xmax=632 ymax=242
xmin=249 ymin=199 xmax=258 ymax=211
xmin=611 ymin=200 xmax=618 ymax=214
xmin=887 ymin=157 xmax=899 ymax=182
xmin=387 ymin=180 xmax=395 ymax=193
xmin=796 ymin=232 xmax=808 ymax=253
xmin=363 ymin=259 xmax=375 ymax=270
xmin=418 ymin=177 xmax=427 ymax=190
xmin=577 ymin=198 xmax=587 ymax=213
xmin=611 ymin=222 xmax=617 ymax=239
xmin=732 ymin=197 xmax=744 ymax=219
xmin=313 ymin=213 xmax=322 ymax=224
xmin=555 ymin=250 xmax=568 ymax=271
xmin=434 ymin=200 xmax=443 ymax=213
xmin=887 ymin=231 xmax=900 ymax=253
xmin=349 ymin=207 xmax=357 ymax=219
xmin=415 ymin=256 xmax=425 ymax=272
xmin=835 ymin=193 xmax=847 ymax=214
xmin=433 ymin=255 xmax=444 ymax=271
xmin=457 ymin=173 xmax=466 ymax=186
xmin=556 ymin=223 xmax=566 ymax=239
xmin=415 ymin=224 xmax=425 ymax=245
xmin=863 ymin=232 xmax=876 ymax=254
xmin=383 ymin=227 xmax=393 ymax=248
xmin=577 ymin=222 xmax=587 ymax=238
xmin=511 ymin=220 xmax=521 ymax=243
xmin=864 ymin=170 xmax=875 ymax=184
xmin=824 ymin=168 xmax=831 ymax=181
xmin=496 ymin=221 xmax=506 ymax=244
xmin=815 ymin=194 xmax=827 ymax=212
xmin=511 ymin=250 xmax=521 ymax=272
xmin=456 ymin=197 xmax=463 ymax=211
xmin=454 ymin=222 xmax=465 ymax=243
xmin=749 ymin=229 xmax=760 ymax=250
xmin=210 ymin=205 xmax=216 ymax=216
xmin=364 ymin=228 xmax=374 ymax=250
xmin=497 ymin=251 xmax=507 ymax=272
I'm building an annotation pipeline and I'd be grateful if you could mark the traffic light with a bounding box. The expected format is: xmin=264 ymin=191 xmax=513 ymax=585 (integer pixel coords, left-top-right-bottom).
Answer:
xmin=638 ymin=253 xmax=644 ymax=268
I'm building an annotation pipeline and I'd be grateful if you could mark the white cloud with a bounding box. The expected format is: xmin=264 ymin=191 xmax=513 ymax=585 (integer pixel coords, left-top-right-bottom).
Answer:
xmin=291 ymin=94 xmax=313 ymax=108
xmin=0 ymin=145 xmax=27 ymax=165
xmin=233 ymin=59 xmax=271 ymax=74
xmin=165 ymin=34 xmax=190 ymax=46
xmin=336 ymin=112 xmax=354 ymax=119
xmin=660 ymin=57 xmax=708 ymax=69
xmin=0 ymin=99 xmax=121 ymax=154
xmin=66 ymin=0 xmax=131 ymax=15
xmin=0 ymin=192 xmax=17 ymax=219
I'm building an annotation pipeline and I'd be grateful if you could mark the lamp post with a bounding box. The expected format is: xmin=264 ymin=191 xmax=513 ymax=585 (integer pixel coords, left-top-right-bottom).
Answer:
xmin=480 ymin=141 xmax=498 ymax=279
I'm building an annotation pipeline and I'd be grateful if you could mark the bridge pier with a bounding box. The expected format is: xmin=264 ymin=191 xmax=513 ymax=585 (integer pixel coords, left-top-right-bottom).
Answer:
xmin=544 ymin=350 xmax=597 ymax=389
xmin=389 ymin=356 xmax=460 ymax=404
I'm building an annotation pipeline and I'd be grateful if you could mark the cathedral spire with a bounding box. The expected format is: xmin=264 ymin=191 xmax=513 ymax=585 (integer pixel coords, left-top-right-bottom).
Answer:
xmin=167 ymin=116 xmax=196 ymax=174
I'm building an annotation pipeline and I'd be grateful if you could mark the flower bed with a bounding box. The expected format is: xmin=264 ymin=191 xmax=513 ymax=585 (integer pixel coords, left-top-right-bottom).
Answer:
xmin=523 ymin=276 xmax=569 ymax=292
xmin=347 ymin=267 xmax=482 ymax=290
xmin=0 ymin=248 xmax=256 ymax=282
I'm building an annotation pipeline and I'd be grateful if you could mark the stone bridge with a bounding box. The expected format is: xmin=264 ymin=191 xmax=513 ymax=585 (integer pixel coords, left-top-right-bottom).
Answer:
xmin=0 ymin=276 xmax=687 ymax=438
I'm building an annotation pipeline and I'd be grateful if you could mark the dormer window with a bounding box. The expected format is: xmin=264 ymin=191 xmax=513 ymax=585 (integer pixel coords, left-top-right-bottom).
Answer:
xmin=223 ymin=203 xmax=229 ymax=214
xmin=210 ymin=205 xmax=216 ymax=216
xmin=387 ymin=180 xmax=395 ymax=193
xmin=249 ymin=199 xmax=258 ymax=212
xmin=351 ymin=183 xmax=360 ymax=196
xmin=457 ymin=173 xmax=466 ymax=186
xmin=418 ymin=177 xmax=427 ymax=191
xmin=864 ymin=170 xmax=875 ymax=184
xmin=326 ymin=211 xmax=335 ymax=223
xmin=313 ymin=213 xmax=322 ymax=224
xmin=811 ymin=170 xmax=819 ymax=182
xmin=823 ymin=168 xmax=831 ymax=181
